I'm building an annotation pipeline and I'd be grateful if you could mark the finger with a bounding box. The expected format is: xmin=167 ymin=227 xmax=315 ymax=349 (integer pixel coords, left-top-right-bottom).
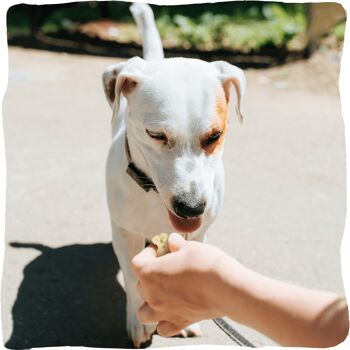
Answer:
xmin=136 ymin=281 xmax=147 ymax=300
xmin=131 ymin=245 xmax=157 ymax=275
xmin=137 ymin=302 xmax=161 ymax=324
xmin=157 ymin=321 xmax=183 ymax=337
xmin=168 ymin=232 xmax=187 ymax=252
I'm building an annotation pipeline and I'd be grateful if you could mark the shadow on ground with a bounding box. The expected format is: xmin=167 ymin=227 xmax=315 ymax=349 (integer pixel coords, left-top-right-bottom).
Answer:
xmin=5 ymin=242 xmax=133 ymax=349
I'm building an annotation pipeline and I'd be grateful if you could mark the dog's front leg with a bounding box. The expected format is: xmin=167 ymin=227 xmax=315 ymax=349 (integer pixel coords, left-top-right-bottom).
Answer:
xmin=112 ymin=224 xmax=156 ymax=347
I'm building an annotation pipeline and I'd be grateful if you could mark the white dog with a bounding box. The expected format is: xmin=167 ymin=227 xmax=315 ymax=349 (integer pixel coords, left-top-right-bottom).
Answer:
xmin=103 ymin=3 xmax=245 ymax=347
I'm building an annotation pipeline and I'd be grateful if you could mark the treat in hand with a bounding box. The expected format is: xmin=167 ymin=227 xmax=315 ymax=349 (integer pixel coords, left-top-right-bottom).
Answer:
xmin=151 ymin=233 xmax=170 ymax=257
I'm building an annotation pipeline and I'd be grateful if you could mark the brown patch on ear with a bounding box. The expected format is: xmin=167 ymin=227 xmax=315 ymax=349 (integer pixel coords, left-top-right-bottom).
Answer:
xmin=200 ymin=95 xmax=228 ymax=156
xmin=223 ymin=78 xmax=241 ymax=110
xmin=121 ymin=77 xmax=138 ymax=95
xmin=107 ymin=78 xmax=116 ymax=103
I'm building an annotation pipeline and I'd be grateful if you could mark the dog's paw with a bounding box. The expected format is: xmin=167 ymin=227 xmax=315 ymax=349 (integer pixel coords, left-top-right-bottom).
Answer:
xmin=178 ymin=323 xmax=202 ymax=338
xmin=127 ymin=313 xmax=156 ymax=348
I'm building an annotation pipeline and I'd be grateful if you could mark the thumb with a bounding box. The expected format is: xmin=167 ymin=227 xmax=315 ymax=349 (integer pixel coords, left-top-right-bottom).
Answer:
xmin=168 ymin=233 xmax=187 ymax=252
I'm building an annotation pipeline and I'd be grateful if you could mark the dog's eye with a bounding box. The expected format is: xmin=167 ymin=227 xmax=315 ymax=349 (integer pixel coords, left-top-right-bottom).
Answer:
xmin=204 ymin=131 xmax=222 ymax=146
xmin=200 ymin=130 xmax=224 ymax=155
xmin=146 ymin=129 xmax=168 ymax=143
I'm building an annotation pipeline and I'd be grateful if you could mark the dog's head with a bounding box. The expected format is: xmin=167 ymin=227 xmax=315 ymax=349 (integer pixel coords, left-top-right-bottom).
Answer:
xmin=103 ymin=57 xmax=245 ymax=233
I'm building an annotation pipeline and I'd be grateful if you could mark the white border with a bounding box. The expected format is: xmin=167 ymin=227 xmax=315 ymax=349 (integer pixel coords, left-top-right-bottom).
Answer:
xmin=0 ymin=1 xmax=348 ymax=349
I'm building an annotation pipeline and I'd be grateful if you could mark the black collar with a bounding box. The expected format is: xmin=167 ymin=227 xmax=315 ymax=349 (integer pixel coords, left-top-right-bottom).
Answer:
xmin=125 ymin=135 xmax=158 ymax=193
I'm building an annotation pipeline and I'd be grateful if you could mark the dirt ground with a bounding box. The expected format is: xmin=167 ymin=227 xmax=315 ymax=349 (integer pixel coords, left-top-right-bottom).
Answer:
xmin=1 ymin=46 xmax=345 ymax=348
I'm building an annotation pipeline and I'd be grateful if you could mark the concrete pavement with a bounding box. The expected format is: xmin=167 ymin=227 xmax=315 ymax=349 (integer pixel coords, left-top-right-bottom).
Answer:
xmin=1 ymin=47 xmax=345 ymax=348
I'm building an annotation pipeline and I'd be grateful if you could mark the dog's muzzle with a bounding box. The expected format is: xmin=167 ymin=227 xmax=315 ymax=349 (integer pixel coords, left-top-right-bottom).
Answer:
xmin=125 ymin=135 xmax=204 ymax=234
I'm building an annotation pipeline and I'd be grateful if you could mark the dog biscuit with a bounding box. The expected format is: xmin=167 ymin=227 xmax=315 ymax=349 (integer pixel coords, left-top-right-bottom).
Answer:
xmin=151 ymin=233 xmax=170 ymax=257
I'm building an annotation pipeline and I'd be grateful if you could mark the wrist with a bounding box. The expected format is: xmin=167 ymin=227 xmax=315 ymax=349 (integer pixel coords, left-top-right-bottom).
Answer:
xmin=210 ymin=253 xmax=244 ymax=317
xmin=214 ymin=254 xmax=258 ymax=323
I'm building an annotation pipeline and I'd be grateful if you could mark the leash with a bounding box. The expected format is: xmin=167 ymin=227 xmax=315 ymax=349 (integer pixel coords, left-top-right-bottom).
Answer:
xmin=213 ymin=318 xmax=256 ymax=347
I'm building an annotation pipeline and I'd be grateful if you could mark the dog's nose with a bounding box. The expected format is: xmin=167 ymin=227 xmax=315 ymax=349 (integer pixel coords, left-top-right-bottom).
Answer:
xmin=173 ymin=198 xmax=206 ymax=219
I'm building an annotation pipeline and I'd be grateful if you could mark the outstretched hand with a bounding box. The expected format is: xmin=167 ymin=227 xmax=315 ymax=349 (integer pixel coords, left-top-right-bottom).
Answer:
xmin=131 ymin=233 xmax=230 ymax=336
xmin=132 ymin=233 xmax=349 ymax=347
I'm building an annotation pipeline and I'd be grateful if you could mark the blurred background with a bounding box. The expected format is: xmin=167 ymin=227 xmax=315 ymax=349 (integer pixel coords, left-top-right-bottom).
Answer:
xmin=2 ymin=1 xmax=348 ymax=349
xmin=7 ymin=1 xmax=346 ymax=67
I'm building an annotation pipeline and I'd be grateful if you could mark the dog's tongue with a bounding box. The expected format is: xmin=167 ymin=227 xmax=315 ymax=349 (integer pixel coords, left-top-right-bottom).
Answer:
xmin=168 ymin=210 xmax=202 ymax=233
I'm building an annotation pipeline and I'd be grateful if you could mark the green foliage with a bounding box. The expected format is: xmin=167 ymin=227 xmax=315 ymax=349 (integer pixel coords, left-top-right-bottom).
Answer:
xmin=333 ymin=21 xmax=346 ymax=41
xmin=7 ymin=5 xmax=31 ymax=36
xmin=42 ymin=4 xmax=103 ymax=33
xmin=156 ymin=3 xmax=307 ymax=51
xmin=6 ymin=2 xmax=310 ymax=52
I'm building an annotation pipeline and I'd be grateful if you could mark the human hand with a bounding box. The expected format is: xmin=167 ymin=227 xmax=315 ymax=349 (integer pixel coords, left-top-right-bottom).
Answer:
xmin=131 ymin=233 xmax=230 ymax=337
xmin=132 ymin=234 xmax=350 ymax=347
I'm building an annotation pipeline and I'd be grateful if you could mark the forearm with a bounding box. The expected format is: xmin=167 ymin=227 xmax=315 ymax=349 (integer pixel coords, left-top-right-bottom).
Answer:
xmin=216 ymin=256 xmax=349 ymax=347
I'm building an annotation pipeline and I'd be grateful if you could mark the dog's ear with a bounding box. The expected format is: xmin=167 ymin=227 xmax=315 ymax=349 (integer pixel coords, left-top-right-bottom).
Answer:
xmin=102 ymin=62 xmax=125 ymax=109
xmin=102 ymin=57 xmax=145 ymax=112
xmin=211 ymin=61 xmax=246 ymax=124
